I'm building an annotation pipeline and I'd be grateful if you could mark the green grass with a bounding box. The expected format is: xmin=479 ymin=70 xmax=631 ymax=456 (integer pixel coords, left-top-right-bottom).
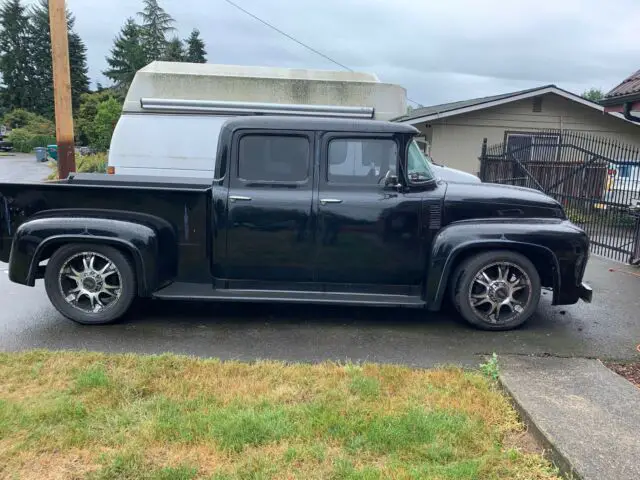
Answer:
xmin=349 ymin=374 xmax=381 ymax=399
xmin=87 ymin=453 xmax=198 ymax=480
xmin=153 ymin=398 xmax=295 ymax=450
xmin=75 ymin=364 xmax=111 ymax=390
xmin=0 ymin=351 xmax=560 ymax=479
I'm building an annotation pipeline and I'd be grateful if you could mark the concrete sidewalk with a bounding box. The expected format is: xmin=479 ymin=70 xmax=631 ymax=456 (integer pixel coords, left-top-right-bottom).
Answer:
xmin=499 ymin=355 xmax=640 ymax=480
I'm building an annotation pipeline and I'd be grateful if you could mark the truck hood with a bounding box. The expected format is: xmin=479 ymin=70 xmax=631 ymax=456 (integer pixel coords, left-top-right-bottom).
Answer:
xmin=443 ymin=182 xmax=565 ymax=223
xmin=431 ymin=164 xmax=481 ymax=183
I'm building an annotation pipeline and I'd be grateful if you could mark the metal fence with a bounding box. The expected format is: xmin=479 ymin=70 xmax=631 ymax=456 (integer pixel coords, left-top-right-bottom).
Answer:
xmin=479 ymin=129 xmax=640 ymax=264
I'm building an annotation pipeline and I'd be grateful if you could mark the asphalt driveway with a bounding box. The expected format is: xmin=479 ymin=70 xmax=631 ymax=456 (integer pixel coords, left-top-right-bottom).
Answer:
xmin=1 ymin=153 xmax=639 ymax=367
xmin=1 ymin=255 xmax=639 ymax=367
xmin=0 ymin=152 xmax=50 ymax=182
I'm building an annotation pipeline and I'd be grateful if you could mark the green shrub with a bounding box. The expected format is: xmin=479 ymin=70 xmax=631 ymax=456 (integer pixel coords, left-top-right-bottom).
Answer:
xmin=3 ymin=109 xmax=54 ymax=134
xmin=76 ymin=92 xmax=122 ymax=150
xmin=3 ymin=109 xmax=40 ymax=129
xmin=7 ymin=128 xmax=56 ymax=153
xmin=47 ymin=153 xmax=108 ymax=180
xmin=89 ymin=98 xmax=122 ymax=151
xmin=77 ymin=152 xmax=108 ymax=173
xmin=565 ymin=206 xmax=590 ymax=225
xmin=610 ymin=213 xmax=638 ymax=229
xmin=4 ymin=109 xmax=56 ymax=153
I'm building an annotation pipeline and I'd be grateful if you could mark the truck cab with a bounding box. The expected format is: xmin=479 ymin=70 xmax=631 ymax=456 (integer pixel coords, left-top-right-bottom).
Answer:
xmin=210 ymin=117 xmax=439 ymax=288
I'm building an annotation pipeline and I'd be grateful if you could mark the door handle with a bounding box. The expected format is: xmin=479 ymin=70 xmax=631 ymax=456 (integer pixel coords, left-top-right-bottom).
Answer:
xmin=229 ymin=195 xmax=252 ymax=202
xmin=320 ymin=198 xmax=343 ymax=205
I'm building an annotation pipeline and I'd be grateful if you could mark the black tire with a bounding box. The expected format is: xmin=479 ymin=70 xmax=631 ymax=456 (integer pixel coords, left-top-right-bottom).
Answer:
xmin=44 ymin=243 xmax=137 ymax=325
xmin=451 ymin=251 xmax=541 ymax=331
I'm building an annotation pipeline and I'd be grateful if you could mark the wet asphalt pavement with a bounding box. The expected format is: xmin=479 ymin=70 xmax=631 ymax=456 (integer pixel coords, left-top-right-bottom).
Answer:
xmin=0 ymin=152 xmax=51 ymax=182
xmin=1 ymin=154 xmax=639 ymax=367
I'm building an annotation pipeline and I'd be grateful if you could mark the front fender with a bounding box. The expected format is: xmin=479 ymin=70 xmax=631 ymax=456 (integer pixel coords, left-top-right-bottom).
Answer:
xmin=8 ymin=215 xmax=177 ymax=295
xmin=426 ymin=218 xmax=589 ymax=309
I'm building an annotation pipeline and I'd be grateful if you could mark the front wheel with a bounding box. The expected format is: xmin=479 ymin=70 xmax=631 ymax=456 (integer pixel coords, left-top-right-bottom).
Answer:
xmin=452 ymin=251 xmax=541 ymax=331
xmin=44 ymin=244 xmax=137 ymax=325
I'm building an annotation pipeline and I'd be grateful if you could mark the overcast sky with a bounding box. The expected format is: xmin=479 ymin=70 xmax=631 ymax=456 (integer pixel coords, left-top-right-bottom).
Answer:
xmin=38 ymin=0 xmax=640 ymax=106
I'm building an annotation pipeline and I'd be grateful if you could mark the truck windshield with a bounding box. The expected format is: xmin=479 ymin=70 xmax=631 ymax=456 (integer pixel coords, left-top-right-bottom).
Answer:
xmin=407 ymin=140 xmax=435 ymax=182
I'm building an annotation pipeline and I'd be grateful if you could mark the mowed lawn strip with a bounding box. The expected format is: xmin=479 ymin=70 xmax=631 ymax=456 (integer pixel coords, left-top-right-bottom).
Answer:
xmin=0 ymin=351 xmax=559 ymax=480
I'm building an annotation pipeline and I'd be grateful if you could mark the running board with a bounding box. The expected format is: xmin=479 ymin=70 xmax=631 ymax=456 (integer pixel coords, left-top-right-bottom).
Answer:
xmin=152 ymin=283 xmax=425 ymax=307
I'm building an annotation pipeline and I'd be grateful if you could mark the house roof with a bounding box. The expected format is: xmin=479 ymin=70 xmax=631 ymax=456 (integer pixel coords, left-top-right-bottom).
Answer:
xmin=394 ymin=84 xmax=606 ymax=124
xmin=601 ymin=70 xmax=640 ymax=107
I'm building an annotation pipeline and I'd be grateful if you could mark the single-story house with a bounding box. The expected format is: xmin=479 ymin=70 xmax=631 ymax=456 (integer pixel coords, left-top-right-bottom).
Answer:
xmin=601 ymin=69 xmax=640 ymax=122
xmin=393 ymin=85 xmax=640 ymax=174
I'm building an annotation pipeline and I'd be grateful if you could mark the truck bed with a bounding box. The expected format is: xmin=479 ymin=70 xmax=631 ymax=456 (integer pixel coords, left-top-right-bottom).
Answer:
xmin=0 ymin=174 xmax=213 ymax=275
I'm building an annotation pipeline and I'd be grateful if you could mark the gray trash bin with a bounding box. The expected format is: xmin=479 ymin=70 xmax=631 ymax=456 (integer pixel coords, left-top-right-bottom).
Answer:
xmin=34 ymin=147 xmax=47 ymax=162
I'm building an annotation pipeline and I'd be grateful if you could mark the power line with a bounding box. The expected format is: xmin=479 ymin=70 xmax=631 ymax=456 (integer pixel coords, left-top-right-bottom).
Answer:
xmin=221 ymin=0 xmax=423 ymax=106
xmin=221 ymin=0 xmax=353 ymax=72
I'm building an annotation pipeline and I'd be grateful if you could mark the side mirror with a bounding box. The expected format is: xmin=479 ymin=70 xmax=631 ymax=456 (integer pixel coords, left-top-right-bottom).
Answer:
xmin=384 ymin=173 xmax=398 ymax=186
xmin=384 ymin=173 xmax=401 ymax=190
xmin=378 ymin=170 xmax=401 ymax=189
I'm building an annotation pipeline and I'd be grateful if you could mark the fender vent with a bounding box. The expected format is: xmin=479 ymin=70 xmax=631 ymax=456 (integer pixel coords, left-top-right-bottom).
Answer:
xmin=429 ymin=203 xmax=442 ymax=230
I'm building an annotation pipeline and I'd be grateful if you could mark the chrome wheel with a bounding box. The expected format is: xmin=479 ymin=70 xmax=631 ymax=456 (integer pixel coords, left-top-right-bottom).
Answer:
xmin=468 ymin=261 xmax=532 ymax=324
xmin=58 ymin=252 xmax=122 ymax=313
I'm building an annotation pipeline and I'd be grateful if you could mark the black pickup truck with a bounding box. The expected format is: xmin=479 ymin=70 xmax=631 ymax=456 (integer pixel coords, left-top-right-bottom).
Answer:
xmin=0 ymin=116 xmax=592 ymax=330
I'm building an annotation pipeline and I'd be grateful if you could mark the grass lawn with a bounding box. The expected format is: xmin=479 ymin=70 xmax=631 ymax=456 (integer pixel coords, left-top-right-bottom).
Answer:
xmin=0 ymin=351 xmax=559 ymax=480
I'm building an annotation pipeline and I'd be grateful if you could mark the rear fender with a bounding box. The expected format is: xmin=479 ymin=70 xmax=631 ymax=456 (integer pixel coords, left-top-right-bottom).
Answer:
xmin=426 ymin=220 xmax=571 ymax=310
xmin=8 ymin=214 xmax=177 ymax=295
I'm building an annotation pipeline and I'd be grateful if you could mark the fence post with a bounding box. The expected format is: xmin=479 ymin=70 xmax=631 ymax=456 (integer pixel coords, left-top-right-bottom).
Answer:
xmin=478 ymin=138 xmax=488 ymax=180
xmin=632 ymin=212 xmax=640 ymax=265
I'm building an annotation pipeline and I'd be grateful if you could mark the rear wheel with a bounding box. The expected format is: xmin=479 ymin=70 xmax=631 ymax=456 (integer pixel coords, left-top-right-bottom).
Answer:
xmin=44 ymin=244 xmax=136 ymax=325
xmin=452 ymin=251 xmax=541 ymax=331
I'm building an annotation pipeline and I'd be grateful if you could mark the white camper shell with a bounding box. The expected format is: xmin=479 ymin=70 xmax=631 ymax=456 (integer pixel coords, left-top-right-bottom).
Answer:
xmin=108 ymin=62 xmax=407 ymax=177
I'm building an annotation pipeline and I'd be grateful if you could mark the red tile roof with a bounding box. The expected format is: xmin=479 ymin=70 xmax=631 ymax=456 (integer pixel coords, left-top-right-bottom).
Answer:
xmin=605 ymin=70 xmax=640 ymax=99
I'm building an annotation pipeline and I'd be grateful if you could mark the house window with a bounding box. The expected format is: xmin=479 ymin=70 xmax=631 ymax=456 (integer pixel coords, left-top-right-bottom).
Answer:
xmin=506 ymin=132 xmax=559 ymax=162
xmin=532 ymin=96 xmax=543 ymax=112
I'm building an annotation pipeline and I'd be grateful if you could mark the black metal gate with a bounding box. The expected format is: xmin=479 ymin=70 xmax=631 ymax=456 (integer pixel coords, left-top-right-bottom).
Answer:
xmin=478 ymin=129 xmax=640 ymax=264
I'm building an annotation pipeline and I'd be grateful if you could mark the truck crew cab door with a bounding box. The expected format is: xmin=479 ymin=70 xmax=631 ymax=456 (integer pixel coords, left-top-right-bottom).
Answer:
xmin=221 ymin=130 xmax=315 ymax=283
xmin=315 ymin=133 xmax=430 ymax=293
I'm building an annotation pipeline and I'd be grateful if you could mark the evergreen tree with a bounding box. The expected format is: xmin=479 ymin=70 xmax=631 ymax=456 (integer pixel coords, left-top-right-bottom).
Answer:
xmin=0 ymin=0 xmax=32 ymax=111
xmin=582 ymin=88 xmax=604 ymax=103
xmin=163 ymin=36 xmax=184 ymax=61
xmin=69 ymin=29 xmax=89 ymax=111
xmin=27 ymin=0 xmax=53 ymax=116
xmin=137 ymin=0 xmax=174 ymax=61
xmin=103 ymin=18 xmax=147 ymax=92
xmin=185 ymin=28 xmax=206 ymax=63
xmin=27 ymin=0 xmax=89 ymax=117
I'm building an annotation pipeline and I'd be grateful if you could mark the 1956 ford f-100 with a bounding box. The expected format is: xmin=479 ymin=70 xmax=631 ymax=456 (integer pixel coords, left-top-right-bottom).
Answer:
xmin=0 ymin=117 xmax=592 ymax=330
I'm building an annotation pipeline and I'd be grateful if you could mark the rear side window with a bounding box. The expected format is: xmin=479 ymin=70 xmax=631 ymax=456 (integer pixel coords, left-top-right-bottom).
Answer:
xmin=328 ymin=138 xmax=397 ymax=184
xmin=238 ymin=135 xmax=310 ymax=182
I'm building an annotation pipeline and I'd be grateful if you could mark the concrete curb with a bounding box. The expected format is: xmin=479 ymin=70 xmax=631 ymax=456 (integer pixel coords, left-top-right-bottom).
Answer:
xmin=497 ymin=355 xmax=640 ymax=480
xmin=498 ymin=374 xmax=580 ymax=480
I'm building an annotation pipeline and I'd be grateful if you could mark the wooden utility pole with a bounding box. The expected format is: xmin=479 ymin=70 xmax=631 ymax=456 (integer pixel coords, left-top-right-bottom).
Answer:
xmin=48 ymin=0 xmax=75 ymax=179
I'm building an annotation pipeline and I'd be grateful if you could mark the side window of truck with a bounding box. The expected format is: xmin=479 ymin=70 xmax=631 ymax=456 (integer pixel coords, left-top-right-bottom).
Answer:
xmin=328 ymin=138 xmax=397 ymax=184
xmin=238 ymin=134 xmax=310 ymax=182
